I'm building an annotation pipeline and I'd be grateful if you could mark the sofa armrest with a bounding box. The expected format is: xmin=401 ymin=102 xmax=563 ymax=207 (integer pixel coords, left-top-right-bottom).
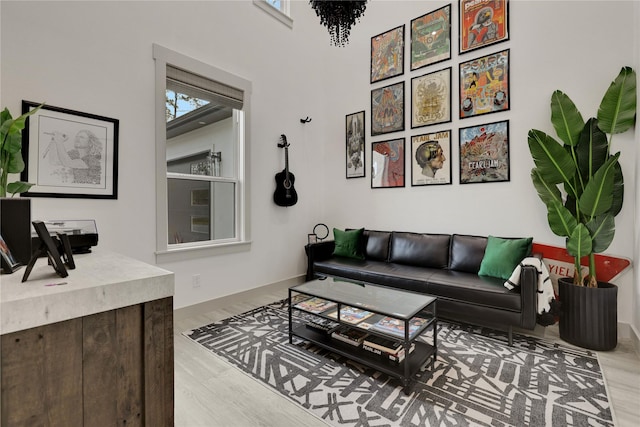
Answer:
xmin=518 ymin=264 xmax=538 ymax=329
xmin=305 ymin=240 xmax=335 ymax=281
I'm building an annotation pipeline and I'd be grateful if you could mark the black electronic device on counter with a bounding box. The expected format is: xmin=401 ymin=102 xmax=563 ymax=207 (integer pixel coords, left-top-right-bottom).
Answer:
xmin=31 ymin=220 xmax=98 ymax=255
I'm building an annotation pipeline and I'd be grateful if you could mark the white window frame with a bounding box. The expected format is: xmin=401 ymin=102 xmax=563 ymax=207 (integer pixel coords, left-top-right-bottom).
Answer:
xmin=153 ymin=44 xmax=252 ymax=261
xmin=253 ymin=0 xmax=293 ymax=28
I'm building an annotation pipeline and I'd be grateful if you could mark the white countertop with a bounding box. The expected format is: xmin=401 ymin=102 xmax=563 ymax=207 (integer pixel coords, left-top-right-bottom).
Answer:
xmin=0 ymin=250 xmax=174 ymax=335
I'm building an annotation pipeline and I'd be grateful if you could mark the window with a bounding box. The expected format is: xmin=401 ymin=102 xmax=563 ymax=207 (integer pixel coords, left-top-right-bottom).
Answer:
xmin=254 ymin=0 xmax=292 ymax=28
xmin=153 ymin=45 xmax=251 ymax=256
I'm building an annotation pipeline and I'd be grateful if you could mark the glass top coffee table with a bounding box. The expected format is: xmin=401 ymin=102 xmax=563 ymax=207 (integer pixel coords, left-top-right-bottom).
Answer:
xmin=289 ymin=276 xmax=437 ymax=394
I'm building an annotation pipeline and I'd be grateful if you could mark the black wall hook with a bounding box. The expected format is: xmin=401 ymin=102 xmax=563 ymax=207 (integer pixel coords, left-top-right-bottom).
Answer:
xmin=300 ymin=116 xmax=312 ymax=124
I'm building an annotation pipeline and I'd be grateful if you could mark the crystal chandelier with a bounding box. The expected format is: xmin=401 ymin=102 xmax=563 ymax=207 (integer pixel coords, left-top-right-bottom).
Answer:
xmin=309 ymin=1 xmax=368 ymax=47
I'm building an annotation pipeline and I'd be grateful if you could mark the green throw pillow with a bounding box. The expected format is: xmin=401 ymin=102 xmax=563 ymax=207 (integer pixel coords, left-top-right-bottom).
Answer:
xmin=332 ymin=228 xmax=365 ymax=260
xmin=478 ymin=236 xmax=533 ymax=280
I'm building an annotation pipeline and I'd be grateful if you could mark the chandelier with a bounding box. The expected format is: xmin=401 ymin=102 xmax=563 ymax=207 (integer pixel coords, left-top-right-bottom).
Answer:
xmin=309 ymin=1 xmax=368 ymax=47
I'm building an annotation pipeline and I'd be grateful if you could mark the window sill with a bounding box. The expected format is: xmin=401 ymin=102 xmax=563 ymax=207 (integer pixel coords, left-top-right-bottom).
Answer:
xmin=155 ymin=240 xmax=252 ymax=264
xmin=253 ymin=0 xmax=293 ymax=28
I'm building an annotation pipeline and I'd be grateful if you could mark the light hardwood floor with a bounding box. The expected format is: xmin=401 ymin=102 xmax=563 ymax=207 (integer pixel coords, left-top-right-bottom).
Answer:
xmin=174 ymin=282 xmax=640 ymax=426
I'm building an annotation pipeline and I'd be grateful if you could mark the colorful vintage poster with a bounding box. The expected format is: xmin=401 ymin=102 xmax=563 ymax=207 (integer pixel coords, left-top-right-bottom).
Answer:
xmin=371 ymin=25 xmax=405 ymax=83
xmin=459 ymin=0 xmax=509 ymax=54
xmin=371 ymin=138 xmax=405 ymax=188
xmin=459 ymin=120 xmax=509 ymax=184
xmin=411 ymin=67 xmax=451 ymax=128
xmin=410 ymin=4 xmax=451 ymax=70
xmin=345 ymin=111 xmax=365 ymax=178
xmin=459 ymin=49 xmax=509 ymax=119
xmin=411 ymin=130 xmax=451 ymax=186
xmin=371 ymin=82 xmax=404 ymax=135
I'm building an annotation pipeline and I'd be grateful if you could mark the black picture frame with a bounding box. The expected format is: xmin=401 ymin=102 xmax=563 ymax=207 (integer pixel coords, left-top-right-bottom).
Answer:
xmin=459 ymin=49 xmax=510 ymax=119
xmin=411 ymin=67 xmax=452 ymax=129
xmin=371 ymin=25 xmax=405 ymax=84
xmin=0 ymin=233 xmax=21 ymax=274
xmin=411 ymin=130 xmax=452 ymax=186
xmin=459 ymin=120 xmax=510 ymax=184
xmin=459 ymin=0 xmax=509 ymax=55
xmin=346 ymin=111 xmax=366 ymax=179
xmin=21 ymin=101 xmax=119 ymax=199
xmin=22 ymin=221 xmax=68 ymax=282
xmin=410 ymin=4 xmax=452 ymax=71
xmin=371 ymin=82 xmax=405 ymax=136
xmin=371 ymin=138 xmax=406 ymax=189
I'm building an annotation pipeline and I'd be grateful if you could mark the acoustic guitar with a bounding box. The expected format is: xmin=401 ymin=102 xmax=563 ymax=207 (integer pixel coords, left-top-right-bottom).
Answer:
xmin=273 ymin=134 xmax=298 ymax=207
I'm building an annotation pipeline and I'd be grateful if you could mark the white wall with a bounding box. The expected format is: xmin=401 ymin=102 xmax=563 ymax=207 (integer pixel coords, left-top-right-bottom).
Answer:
xmin=1 ymin=1 xmax=638 ymax=331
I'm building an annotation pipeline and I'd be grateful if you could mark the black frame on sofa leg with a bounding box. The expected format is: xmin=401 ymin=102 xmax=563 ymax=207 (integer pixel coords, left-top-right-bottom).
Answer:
xmin=508 ymin=325 xmax=513 ymax=346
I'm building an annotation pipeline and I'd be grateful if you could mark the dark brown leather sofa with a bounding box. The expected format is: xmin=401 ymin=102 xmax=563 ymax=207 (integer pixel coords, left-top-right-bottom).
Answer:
xmin=305 ymin=230 xmax=538 ymax=345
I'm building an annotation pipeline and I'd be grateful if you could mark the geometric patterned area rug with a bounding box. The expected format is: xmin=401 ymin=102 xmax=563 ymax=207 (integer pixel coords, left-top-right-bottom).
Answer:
xmin=184 ymin=299 xmax=613 ymax=426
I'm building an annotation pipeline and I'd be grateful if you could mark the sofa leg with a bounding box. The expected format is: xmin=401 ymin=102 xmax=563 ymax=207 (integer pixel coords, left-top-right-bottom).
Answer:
xmin=508 ymin=325 xmax=513 ymax=346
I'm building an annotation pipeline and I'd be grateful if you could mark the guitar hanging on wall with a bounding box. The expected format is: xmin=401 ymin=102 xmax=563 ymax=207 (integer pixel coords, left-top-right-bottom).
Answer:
xmin=273 ymin=134 xmax=298 ymax=207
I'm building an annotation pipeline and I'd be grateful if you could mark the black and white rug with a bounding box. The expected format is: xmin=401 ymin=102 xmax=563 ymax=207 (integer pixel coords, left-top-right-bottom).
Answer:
xmin=184 ymin=300 xmax=613 ymax=426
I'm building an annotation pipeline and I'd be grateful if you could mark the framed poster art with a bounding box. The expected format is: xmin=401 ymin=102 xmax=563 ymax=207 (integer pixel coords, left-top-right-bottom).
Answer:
xmin=0 ymin=233 xmax=21 ymax=273
xmin=371 ymin=138 xmax=405 ymax=189
xmin=459 ymin=0 xmax=509 ymax=54
xmin=411 ymin=130 xmax=451 ymax=186
xmin=410 ymin=4 xmax=451 ymax=71
xmin=345 ymin=111 xmax=365 ymax=178
xmin=371 ymin=82 xmax=404 ymax=136
xmin=411 ymin=67 xmax=451 ymax=129
xmin=459 ymin=120 xmax=509 ymax=184
xmin=21 ymin=101 xmax=119 ymax=199
xmin=371 ymin=25 xmax=404 ymax=84
xmin=459 ymin=49 xmax=509 ymax=119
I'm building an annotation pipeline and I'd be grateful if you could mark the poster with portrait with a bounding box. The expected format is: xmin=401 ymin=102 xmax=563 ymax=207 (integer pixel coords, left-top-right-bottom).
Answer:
xmin=459 ymin=120 xmax=509 ymax=184
xmin=371 ymin=138 xmax=405 ymax=189
xmin=371 ymin=82 xmax=405 ymax=136
xmin=410 ymin=4 xmax=451 ymax=71
xmin=459 ymin=0 xmax=509 ymax=54
xmin=346 ymin=111 xmax=365 ymax=178
xmin=21 ymin=101 xmax=119 ymax=199
xmin=411 ymin=130 xmax=451 ymax=186
xmin=371 ymin=25 xmax=405 ymax=84
xmin=411 ymin=67 xmax=451 ymax=129
xmin=459 ymin=49 xmax=509 ymax=119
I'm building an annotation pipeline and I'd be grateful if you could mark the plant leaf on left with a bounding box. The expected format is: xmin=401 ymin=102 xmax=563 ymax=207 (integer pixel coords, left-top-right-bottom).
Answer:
xmin=0 ymin=104 xmax=43 ymax=197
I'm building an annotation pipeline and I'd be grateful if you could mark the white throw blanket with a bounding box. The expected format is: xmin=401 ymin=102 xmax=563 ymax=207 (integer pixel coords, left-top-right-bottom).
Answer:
xmin=504 ymin=257 xmax=555 ymax=314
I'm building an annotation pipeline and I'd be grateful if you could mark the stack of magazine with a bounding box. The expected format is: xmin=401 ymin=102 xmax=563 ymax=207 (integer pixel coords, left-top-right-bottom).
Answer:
xmin=294 ymin=297 xmax=337 ymax=314
xmin=331 ymin=325 xmax=369 ymax=347
xmin=362 ymin=335 xmax=415 ymax=364
xmin=370 ymin=316 xmax=429 ymax=339
xmin=327 ymin=305 xmax=375 ymax=324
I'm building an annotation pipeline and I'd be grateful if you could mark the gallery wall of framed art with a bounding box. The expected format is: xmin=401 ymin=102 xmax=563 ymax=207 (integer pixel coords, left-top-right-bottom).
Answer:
xmin=348 ymin=0 xmax=511 ymax=188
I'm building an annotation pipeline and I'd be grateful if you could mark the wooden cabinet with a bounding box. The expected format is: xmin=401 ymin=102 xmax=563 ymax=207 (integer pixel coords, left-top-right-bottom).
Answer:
xmin=1 ymin=297 xmax=173 ymax=426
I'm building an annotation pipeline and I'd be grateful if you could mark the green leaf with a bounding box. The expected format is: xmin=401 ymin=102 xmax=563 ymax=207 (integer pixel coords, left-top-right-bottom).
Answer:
xmin=528 ymin=129 xmax=577 ymax=195
xmin=550 ymin=90 xmax=585 ymax=146
xmin=576 ymin=118 xmax=608 ymax=181
xmin=597 ymin=66 xmax=637 ymax=134
xmin=578 ymin=153 xmax=619 ymax=219
xmin=6 ymin=150 xmax=25 ymax=174
xmin=531 ymin=168 xmax=562 ymax=207
xmin=7 ymin=181 xmax=33 ymax=195
xmin=610 ymin=160 xmax=624 ymax=216
xmin=547 ymin=199 xmax=578 ymax=237
xmin=566 ymin=223 xmax=592 ymax=259
xmin=586 ymin=214 xmax=615 ymax=253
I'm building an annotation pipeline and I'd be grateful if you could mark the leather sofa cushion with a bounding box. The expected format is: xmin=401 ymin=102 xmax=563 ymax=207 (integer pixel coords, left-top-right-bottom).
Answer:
xmin=389 ymin=232 xmax=450 ymax=268
xmin=363 ymin=230 xmax=391 ymax=261
xmin=449 ymin=234 xmax=488 ymax=273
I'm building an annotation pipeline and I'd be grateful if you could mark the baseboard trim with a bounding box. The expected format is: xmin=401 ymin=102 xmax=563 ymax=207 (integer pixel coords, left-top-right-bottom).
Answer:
xmin=630 ymin=323 xmax=640 ymax=358
xmin=174 ymin=275 xmax=306 ymax=322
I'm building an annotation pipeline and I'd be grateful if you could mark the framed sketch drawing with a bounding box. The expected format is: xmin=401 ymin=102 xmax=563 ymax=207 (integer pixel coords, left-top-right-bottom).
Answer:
xmin=371 ymin=25 xmax=405 ymax=84
xmin=371 ymin=138 xmax=405 ymax=189
xmin=21 ymin=101 xmax=119 ymax=199
xmin=371 ymin=82 xmax=405 ymax=136
xmin=411 ymin=67 xmax=451 ymax=129
xmin=346 ymin=111 xmax=365 ymax=178
xmin=459 ymin=49 xmax=509 ymax=119
xmin=411 ymin=130 xmax=451 ymax=186
xmin=410 ymin=4 xmax=451 ymax=71
xmin=459 ymin=120 xmax=510 ymax=184
xmin=459 ymin=0 xmax=509 ymax=54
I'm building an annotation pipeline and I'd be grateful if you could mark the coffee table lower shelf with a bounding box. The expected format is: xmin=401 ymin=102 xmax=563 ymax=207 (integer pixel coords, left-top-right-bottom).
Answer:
xmin=290 ymin=325 xmax=436 ymax=394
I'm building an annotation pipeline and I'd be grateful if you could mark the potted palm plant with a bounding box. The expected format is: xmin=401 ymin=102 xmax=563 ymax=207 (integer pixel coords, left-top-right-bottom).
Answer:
xmin=0 ymin=104 xmax=42 ymax=269
xmin=528 ymin=67 xmax=636 ymax=350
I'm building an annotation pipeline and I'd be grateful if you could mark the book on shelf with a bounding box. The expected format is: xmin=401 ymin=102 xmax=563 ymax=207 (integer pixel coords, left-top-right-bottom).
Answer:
xmin=362 ymin=334 xmax=404 ymax=353
xmin=294 ymin=297 xmax=337 ymax=314
xmin=370 ymin=316 xmax=429 ymax=339
xmin=330 ymin=326 xmax=368 ymax=346
xmin=327 ymin=305 xmax=375 ymax=324
xmin=305 ymin=318 xmax=340 ymax=334
xmin=362 ymin=342 xmax=415 ymax=363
